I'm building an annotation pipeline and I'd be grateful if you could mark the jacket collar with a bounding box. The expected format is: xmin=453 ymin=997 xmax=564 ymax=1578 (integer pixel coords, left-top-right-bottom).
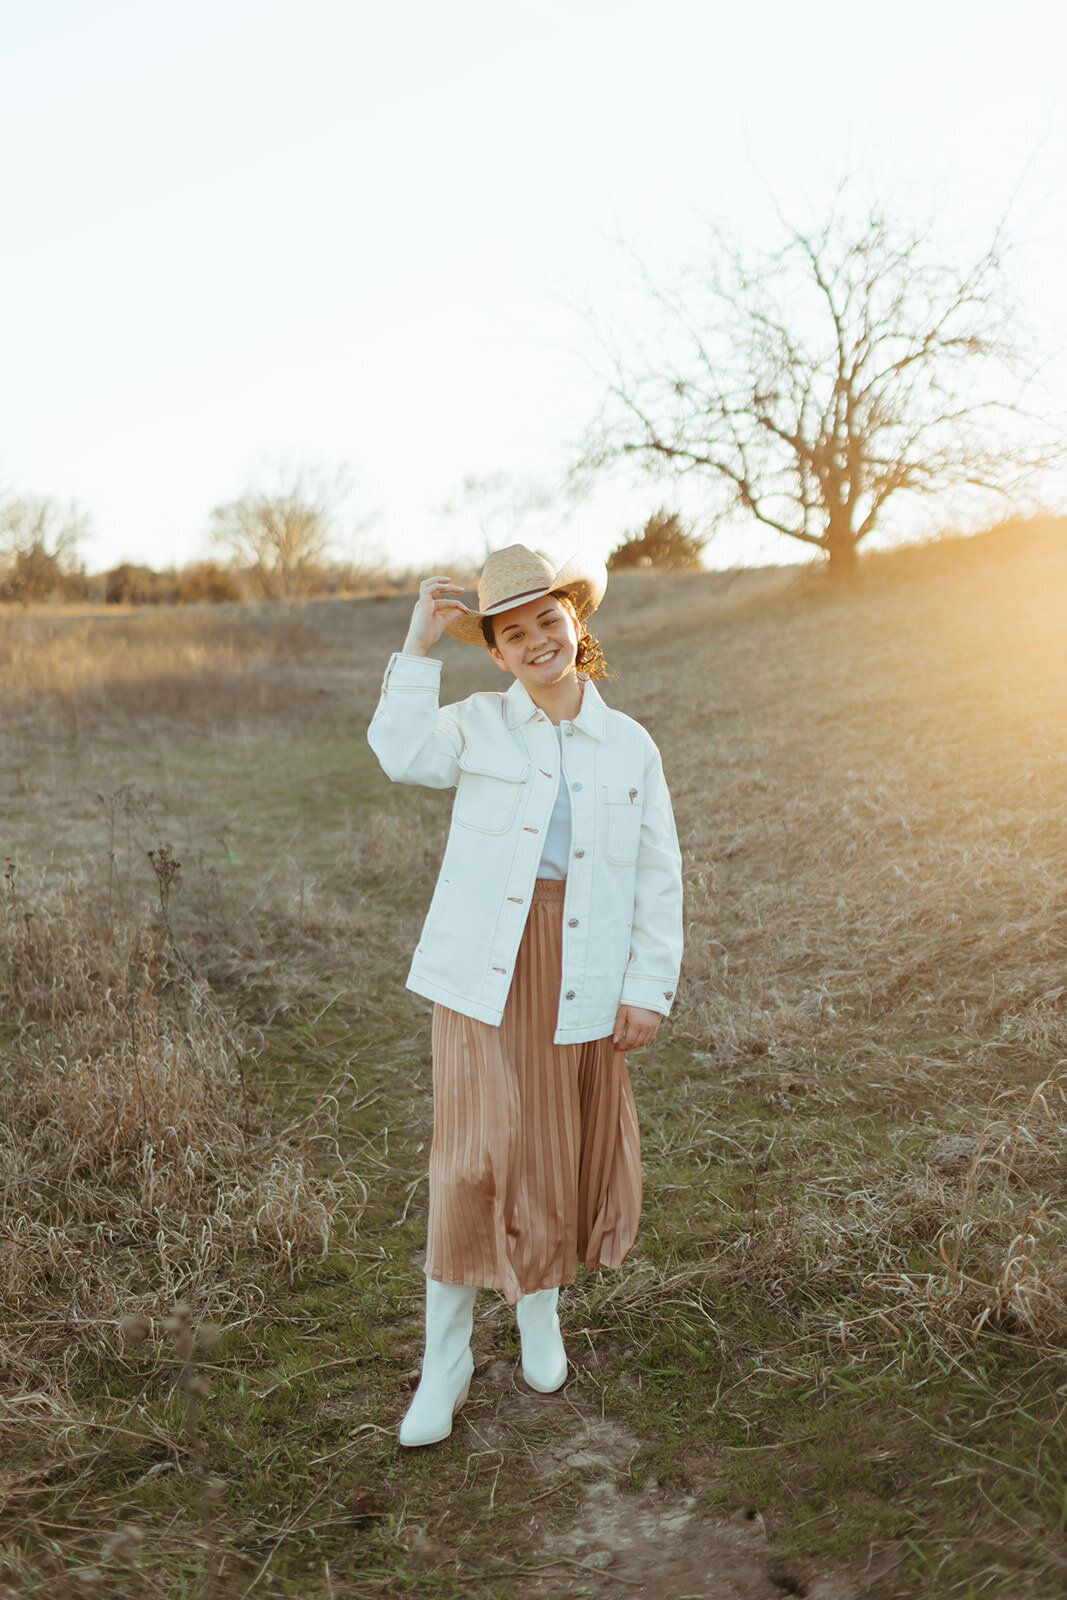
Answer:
xmin=504 ymin=675 xmax=608 ymax=741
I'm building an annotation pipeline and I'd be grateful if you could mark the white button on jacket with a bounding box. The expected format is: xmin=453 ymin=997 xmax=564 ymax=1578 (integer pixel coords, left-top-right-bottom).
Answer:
xmin=367 ymin=652 xmax=684 ymax=1045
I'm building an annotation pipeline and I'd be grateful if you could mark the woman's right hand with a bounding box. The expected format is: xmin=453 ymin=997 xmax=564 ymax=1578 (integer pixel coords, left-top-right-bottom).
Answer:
xmin=402 ymin=576 xmax=472 ymax=655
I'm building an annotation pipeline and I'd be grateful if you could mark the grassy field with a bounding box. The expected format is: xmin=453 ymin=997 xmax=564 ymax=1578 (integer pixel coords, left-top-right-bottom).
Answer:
xmin=0 ymin=523 xmax=1064 ymax=1599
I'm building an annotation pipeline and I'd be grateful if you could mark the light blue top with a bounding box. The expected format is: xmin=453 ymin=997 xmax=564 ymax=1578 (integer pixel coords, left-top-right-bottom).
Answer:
xmin=537 ymin=723 xmax=572 ymax=879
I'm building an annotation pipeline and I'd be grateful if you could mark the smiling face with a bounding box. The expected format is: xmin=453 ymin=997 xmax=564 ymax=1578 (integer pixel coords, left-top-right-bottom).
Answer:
xmin=485 ymin=593 xmax=581 ymax=691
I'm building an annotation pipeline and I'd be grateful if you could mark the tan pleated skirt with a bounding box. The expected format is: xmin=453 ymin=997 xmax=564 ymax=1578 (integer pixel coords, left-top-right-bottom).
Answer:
xmin=424 ymin=878 xmax=642 ymax=1305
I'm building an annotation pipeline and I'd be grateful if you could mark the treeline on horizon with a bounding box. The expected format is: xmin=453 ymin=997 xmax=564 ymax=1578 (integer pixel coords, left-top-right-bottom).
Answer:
xmin=0 ymin=465 xmax=1063 ymax=610
xmin=0 ymin=556 xmax=414 ymax=609
xmin=0 ymin=506 xmax=710 ymax=607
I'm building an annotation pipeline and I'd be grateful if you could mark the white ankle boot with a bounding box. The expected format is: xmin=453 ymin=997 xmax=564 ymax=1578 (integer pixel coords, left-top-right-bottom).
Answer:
xmin=398 ymin=1279 xmax=476 ymax=1448
xmin=515 ymin=1287 xmax=568 ymax=1393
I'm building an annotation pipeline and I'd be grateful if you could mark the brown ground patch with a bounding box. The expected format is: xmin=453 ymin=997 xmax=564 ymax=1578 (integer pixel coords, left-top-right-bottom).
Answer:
xmin=405 ymin=1358 xmax=870 ymax=1600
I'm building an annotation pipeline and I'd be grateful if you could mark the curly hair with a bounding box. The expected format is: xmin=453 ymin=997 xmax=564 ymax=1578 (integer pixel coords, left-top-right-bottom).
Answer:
xmin=480 ymin=591 xmax=614 ymax=680
xmin=553 ymin=592 xmax=614 ymax=680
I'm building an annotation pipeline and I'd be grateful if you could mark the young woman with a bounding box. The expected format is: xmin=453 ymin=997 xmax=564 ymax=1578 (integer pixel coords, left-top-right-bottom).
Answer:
xmin=368 ymin=545 xmax=683 ymax=1447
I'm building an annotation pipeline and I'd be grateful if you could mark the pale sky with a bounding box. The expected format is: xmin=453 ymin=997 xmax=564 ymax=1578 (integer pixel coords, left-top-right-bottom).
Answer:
xmin=2 ymin=0 xmax=1065 ymax=575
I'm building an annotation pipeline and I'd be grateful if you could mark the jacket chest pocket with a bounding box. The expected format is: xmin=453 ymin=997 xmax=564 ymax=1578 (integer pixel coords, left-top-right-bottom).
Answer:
xmin=454 ymin=750 xmax=529 ymax=835
xmin=602 ymin=784 xmax=642 ymax=865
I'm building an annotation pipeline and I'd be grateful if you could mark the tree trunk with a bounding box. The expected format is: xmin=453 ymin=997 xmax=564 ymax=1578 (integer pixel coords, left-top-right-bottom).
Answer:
xmin=825 ymin=534 xmax=859 ymax=582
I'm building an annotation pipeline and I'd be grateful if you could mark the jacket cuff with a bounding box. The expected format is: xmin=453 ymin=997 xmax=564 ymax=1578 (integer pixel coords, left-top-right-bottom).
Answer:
xmin=620 ymin=971 xmax=678 ymax=1016
xmin=381 ymin=651 xmax=443 ymax=690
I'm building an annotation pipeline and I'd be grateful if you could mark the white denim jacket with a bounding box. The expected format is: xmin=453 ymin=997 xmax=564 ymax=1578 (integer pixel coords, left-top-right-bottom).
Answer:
xmin=367 ymin=651 xmax=684 ymax=1045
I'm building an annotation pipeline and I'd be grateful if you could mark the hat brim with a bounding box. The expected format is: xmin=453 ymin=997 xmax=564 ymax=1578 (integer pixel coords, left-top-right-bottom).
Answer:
xmin=444 ymin=558 xmax=607 ymax=646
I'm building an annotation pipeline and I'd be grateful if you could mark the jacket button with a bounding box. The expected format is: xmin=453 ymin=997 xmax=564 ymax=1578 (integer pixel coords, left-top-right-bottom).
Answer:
xmin=573 ymin=848 xmax=585 ymax=859
xmin=664 ymin=989 xmax=674 ymax=999
xmin=563 ymin=725 xmax=574 ymax=736
xmin=568 ymin=917 xmax=578 ymax=928
xmin=565 ymin=989 xmax=576 ymax=1000
xmin=572 ymin=781 xmax=582 ymax=792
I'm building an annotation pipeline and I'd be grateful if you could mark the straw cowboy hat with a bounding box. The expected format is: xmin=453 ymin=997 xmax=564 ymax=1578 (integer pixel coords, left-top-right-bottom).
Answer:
xmin=445 ymin=545 xmax=608 ymax=645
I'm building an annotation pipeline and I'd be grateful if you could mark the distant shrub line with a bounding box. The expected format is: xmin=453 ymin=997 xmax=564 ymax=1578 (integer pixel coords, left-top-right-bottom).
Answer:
xmin=0 ymin=558 xmax=422 ymax=607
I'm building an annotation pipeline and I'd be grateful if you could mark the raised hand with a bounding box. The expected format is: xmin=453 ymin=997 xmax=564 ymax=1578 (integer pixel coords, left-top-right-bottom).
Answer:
xmin=402 ymin=576 xmax=472 ymax=656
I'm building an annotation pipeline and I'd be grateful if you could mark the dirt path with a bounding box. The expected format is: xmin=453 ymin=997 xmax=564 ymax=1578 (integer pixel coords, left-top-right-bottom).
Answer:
xmin=437 ymin=1359 xmax=869 ymax=1600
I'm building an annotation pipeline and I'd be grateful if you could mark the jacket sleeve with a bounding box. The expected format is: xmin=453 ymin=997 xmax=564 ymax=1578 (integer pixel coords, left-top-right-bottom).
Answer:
xmin=620 ymin=739 xmax=684 ymax=1017
xmin=366 ymin=652 xmax=463 ymax=789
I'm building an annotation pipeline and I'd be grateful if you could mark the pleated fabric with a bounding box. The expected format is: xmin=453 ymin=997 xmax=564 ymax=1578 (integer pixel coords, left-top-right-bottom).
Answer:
xmin=424 ymin=878 xmax=642 ymax=1305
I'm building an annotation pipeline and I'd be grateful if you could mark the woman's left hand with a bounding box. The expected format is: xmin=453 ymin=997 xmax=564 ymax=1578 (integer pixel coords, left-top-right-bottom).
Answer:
xmin=612 ymin=1005 xmax=661 ymax=1051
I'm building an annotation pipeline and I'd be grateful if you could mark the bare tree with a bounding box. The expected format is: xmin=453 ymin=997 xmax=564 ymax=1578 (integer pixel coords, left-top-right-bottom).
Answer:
xmin=209 ymin=461 xmax=362 ymax=598
xmin=587 ymin=193 xmax=1059 ymax=578
xmin=0 ymin=495 xmax=87 ymax=602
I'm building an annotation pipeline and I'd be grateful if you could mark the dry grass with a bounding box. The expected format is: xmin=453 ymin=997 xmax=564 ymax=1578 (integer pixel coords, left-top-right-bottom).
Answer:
xmin=0 ymin=857 xmax=359 ymax=1477
xmin=0 ymin=606 xmax=342 ymax=732
xmin=576 ymin=519 xmax=1067 ymax=1357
